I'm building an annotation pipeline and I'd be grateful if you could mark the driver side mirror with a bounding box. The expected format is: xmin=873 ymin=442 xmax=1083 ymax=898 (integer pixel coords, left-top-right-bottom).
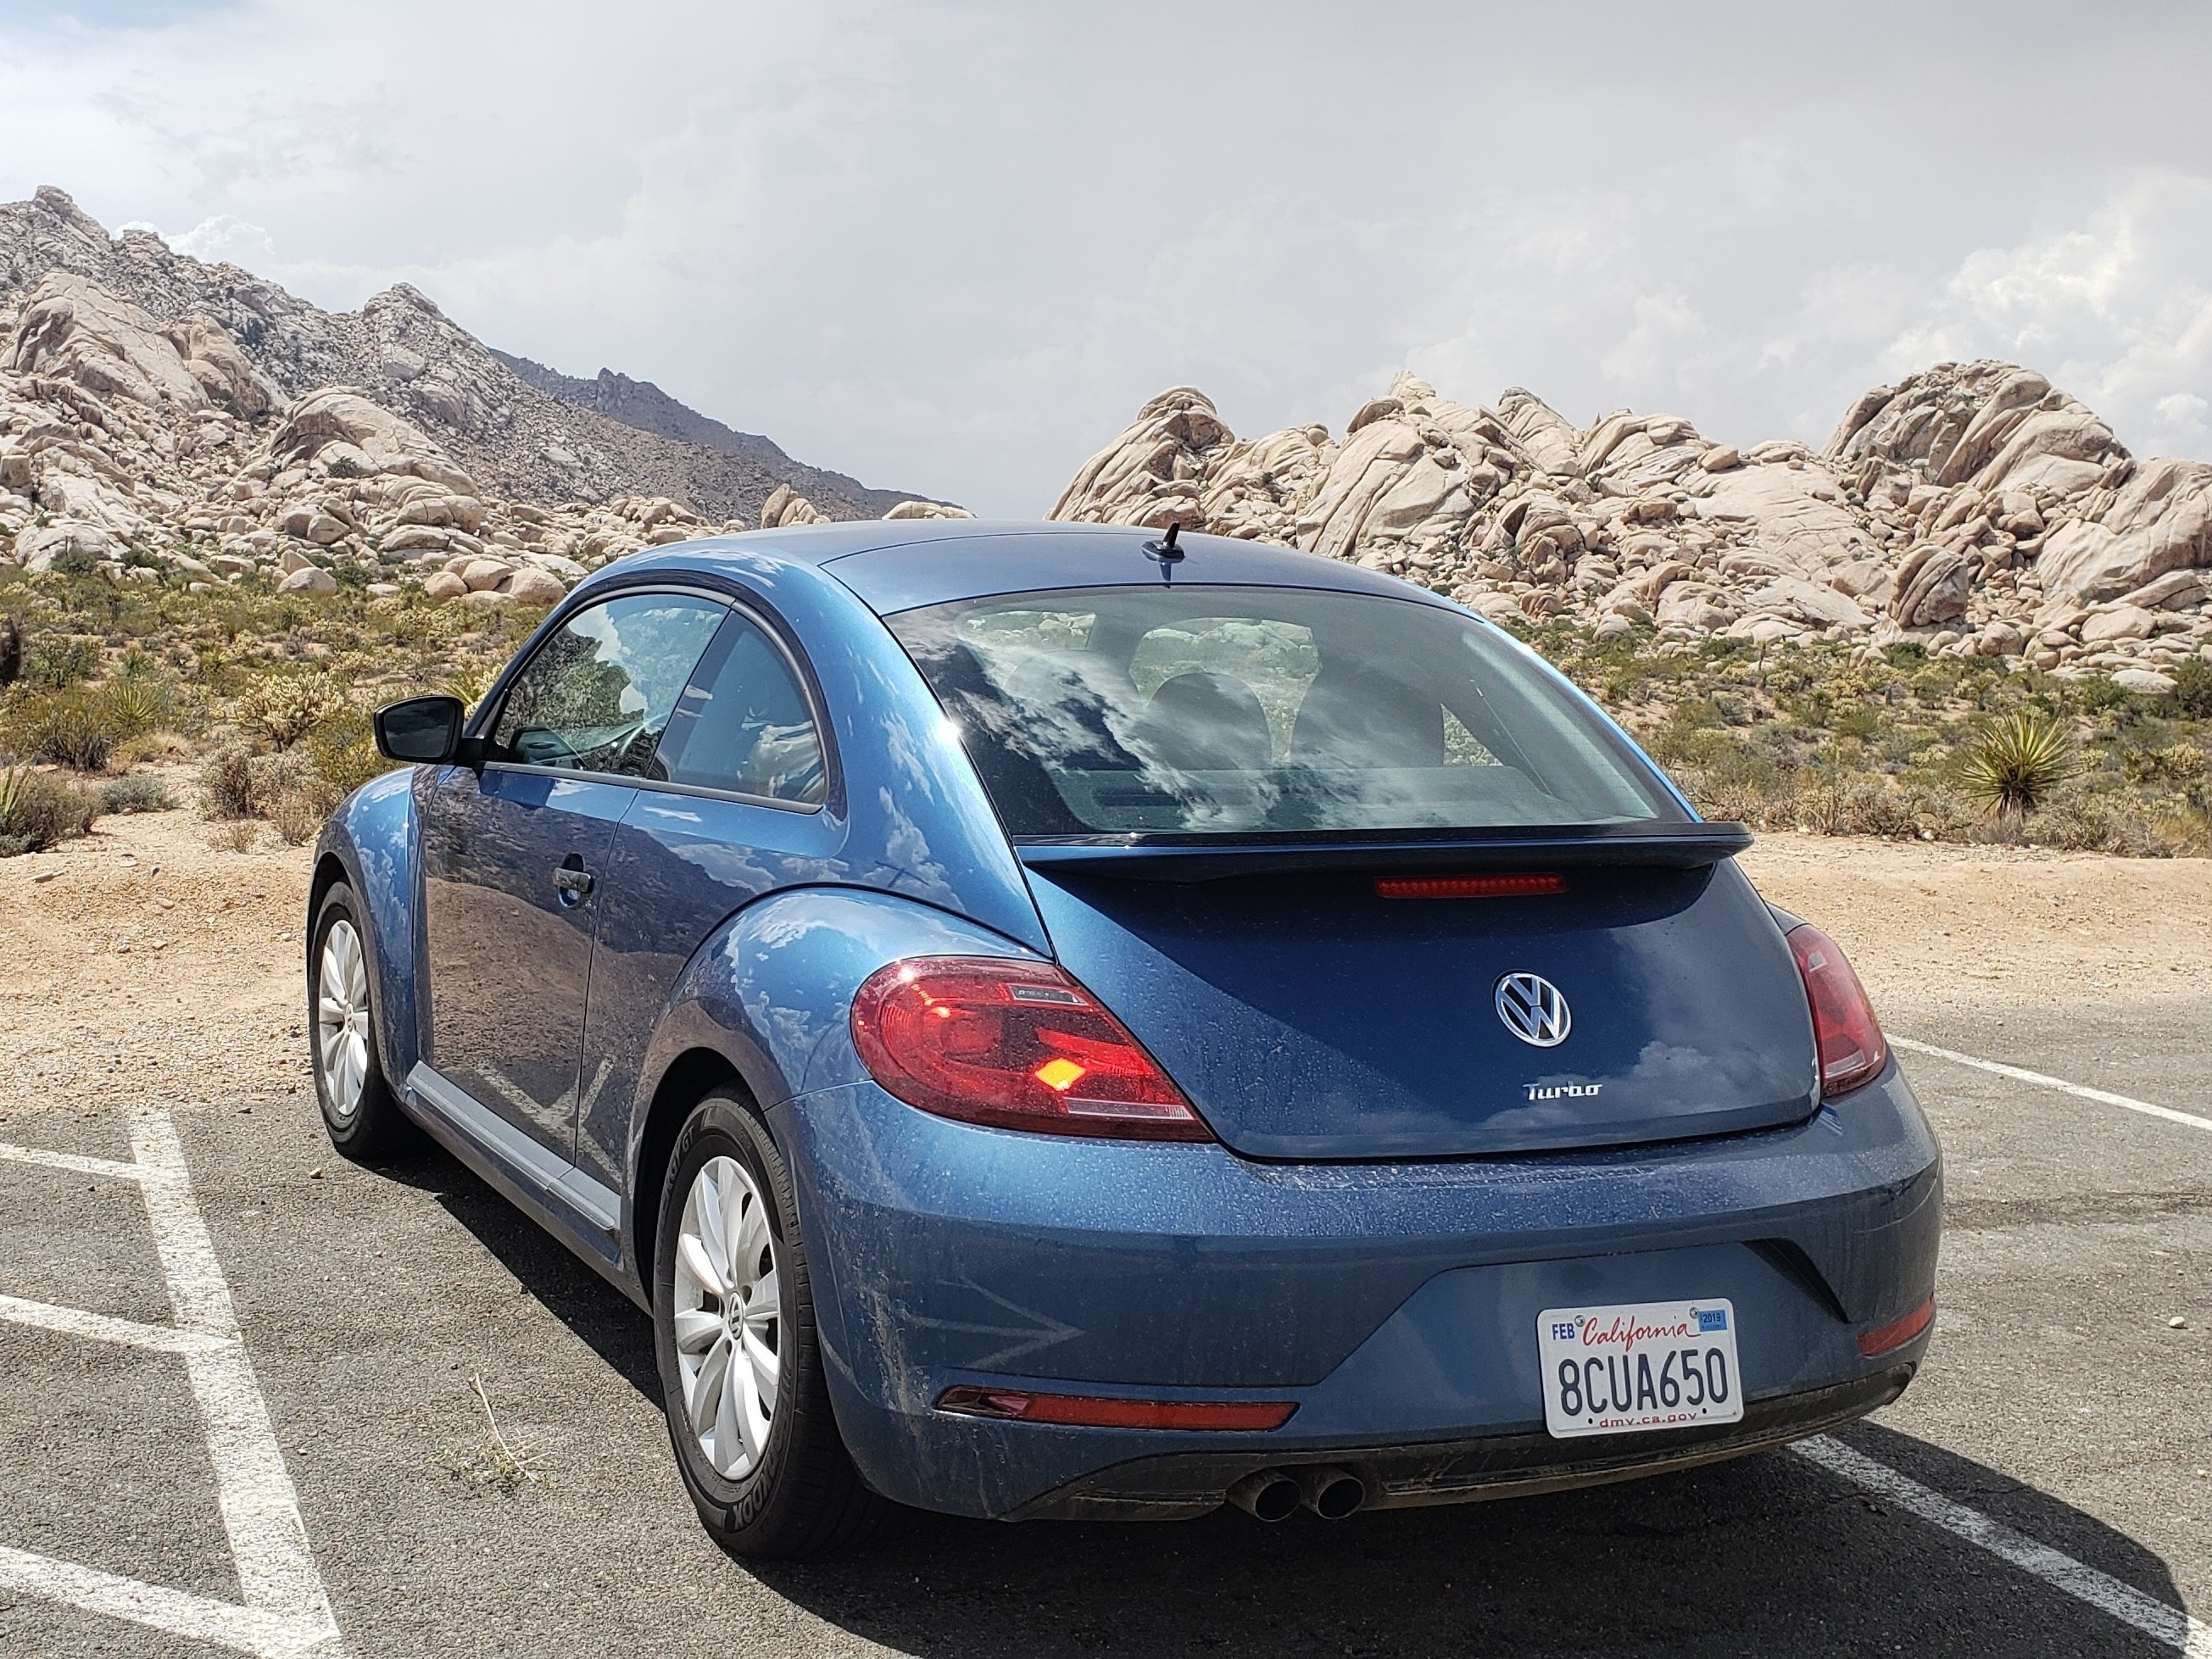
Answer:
xmin=373 ymin=695 xmax=479 ymax=766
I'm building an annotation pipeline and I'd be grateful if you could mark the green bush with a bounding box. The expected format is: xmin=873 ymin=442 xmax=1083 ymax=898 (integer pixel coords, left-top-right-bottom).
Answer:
xmin=2174 ymin=660 xmax=2212 ymax=720
xmin=23 ymin=634 xmax=99 ymax=688
xmin=232 ymin=670 xmax=350 ymax=749
xmin=304 ymin=704 xmax=393 ymax=801
xmin=1 ymin=686 xmax=125 ymax=770
xmin=99 ymin=773 xmax=174 ymax=814
xmin=0 ymin=765 xmax=99 ymax=855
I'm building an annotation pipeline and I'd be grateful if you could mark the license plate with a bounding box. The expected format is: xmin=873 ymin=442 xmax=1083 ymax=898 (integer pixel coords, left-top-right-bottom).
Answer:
xmin=1536 ymin=1298 xmax=1744 ymax=1438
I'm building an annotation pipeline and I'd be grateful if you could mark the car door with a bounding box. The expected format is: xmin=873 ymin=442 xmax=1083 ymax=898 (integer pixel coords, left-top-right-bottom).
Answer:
xmin=420 ymin=588 xmax=730 ymax=1161
xmin=576 ymin=603 xmax=842 ymax=1194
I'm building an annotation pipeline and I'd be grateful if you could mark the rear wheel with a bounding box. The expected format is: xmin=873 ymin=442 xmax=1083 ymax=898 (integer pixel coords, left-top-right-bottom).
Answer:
xmin=653 ymin=1088 xmax=885 ymax=1559
xmin=309 ymin=883 xmax=415 ymax=1159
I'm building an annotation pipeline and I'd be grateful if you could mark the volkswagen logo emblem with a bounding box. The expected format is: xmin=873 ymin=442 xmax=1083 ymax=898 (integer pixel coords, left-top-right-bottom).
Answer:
xmin=1496 ymin=971 xmax=1571 ymax=1048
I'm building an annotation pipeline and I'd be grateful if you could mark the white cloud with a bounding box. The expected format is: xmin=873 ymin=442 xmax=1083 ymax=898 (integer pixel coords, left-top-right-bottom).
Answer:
xmin=1 ymin=1 xmax=2208 ymax=510
xmin=1880 ymin=173 xmax=2212 ymax=461
xmin=167 ymin=213 xmax=277 ymax=269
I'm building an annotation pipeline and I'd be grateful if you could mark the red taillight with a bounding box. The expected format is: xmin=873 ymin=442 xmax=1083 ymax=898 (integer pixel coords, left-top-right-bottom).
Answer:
xmin=850 ymin=957 xmax=1212 ymax=1141
xmin=936 ymin=1385 xmax=1295 ymax=1430
xmin=1858 ymin=1296 xmax=1935 ymax=1357
xmin=1786 ymin=922 xmax=1888 ymax=1097
xmin=1374 ymin=873 xmax=1565 ymax=899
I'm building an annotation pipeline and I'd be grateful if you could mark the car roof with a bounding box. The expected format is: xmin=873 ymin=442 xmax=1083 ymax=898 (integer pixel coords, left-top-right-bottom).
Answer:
xmin=628 ymin=519 xmax=1462 ymax=616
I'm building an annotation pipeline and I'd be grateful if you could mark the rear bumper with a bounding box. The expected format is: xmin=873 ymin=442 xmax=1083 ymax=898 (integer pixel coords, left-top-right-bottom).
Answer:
xmin=774 ymin=1058 xmax=1940 ymax=1520
xmin=1011 ymin=1367 xmax=1914 ymax=1520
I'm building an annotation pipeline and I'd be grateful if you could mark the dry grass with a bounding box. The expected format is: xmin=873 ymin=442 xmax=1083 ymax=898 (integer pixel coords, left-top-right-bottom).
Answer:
xmin=434 ymin=1373 xmax=549 ymax=1495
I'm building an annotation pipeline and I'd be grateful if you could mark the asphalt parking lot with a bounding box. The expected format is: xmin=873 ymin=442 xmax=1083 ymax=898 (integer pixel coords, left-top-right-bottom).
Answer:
xmin=1 ymin=992 xmax=2206 ymax=1658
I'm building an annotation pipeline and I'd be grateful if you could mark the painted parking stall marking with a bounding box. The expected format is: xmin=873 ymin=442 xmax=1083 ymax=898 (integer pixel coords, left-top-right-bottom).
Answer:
xmin=0 ymin=1108 xmax=343 ymax=1658
xmin=1796 ymin=1438 xmax=2212 ymax=1656
xmin=1891 ymin=1035 xmax=2212 ymax=1135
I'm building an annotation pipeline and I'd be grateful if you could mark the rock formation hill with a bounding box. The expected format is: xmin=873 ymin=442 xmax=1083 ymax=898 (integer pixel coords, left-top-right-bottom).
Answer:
xmin=0 ymin=186 xmax=960 ymax=609
xmin=1052 ymin=368 xmax=2212 ymax=686
xmin=489 ymin=350 xmax=922 ymax=518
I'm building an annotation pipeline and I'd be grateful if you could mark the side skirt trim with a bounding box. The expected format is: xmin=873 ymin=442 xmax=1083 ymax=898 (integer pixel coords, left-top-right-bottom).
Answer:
xmin=404 ymin=1063 xmax=640 ymax=1301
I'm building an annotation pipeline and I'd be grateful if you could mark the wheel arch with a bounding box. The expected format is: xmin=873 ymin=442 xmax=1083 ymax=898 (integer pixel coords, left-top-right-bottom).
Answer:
xmin=620 ymin=885 xmax=1047 ymax=1305
xmin=630 ymin=1046 xmax=749 ymax=1305
xmin=309 ymin=769 xmax=425 ymax=1089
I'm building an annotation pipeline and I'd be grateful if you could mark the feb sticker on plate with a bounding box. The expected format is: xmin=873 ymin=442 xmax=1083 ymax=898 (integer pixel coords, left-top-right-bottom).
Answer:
xmin=1535 ymin=1298 xmax=1745 ymax=1438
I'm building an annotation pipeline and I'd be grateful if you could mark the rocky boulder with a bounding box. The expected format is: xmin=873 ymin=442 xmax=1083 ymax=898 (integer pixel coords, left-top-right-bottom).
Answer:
xmin=2 ymin=271 xmax=209 ymax=409
xmin=1052 ymin=357 xmax=2212 ymax=668
xmin=270 ymin=388 xmax=478 ymax=493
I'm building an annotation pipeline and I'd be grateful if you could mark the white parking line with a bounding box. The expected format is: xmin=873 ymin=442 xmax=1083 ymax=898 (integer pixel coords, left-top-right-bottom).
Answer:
xmin=1891 ymin=1035 xmax=2212 ymax=1135
xmin=1795 ymin=1437 xmax=2212 ymax=1656
xmin=0 ymin=1108 xmax=343 ymax=1658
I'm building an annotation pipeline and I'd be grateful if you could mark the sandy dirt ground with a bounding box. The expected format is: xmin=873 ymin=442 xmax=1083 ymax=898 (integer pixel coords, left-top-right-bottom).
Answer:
xmin=2 ymin=799 xmax=2207 ymax=1129
xmin=1737 ymin=833 xmax=2212 ymax=1014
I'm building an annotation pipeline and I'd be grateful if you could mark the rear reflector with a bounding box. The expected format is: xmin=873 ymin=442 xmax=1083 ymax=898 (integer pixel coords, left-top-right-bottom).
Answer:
xmin=1858 ymin=1297 xmax=1935 ymax=1357
xmin=1374 ymin=873 xmax=1565 ymax=899
xmin=936 ymin=1386 xmax=1295 ymax=1431
xmin=1785 ymin=921 xmax=1889 ymax=1097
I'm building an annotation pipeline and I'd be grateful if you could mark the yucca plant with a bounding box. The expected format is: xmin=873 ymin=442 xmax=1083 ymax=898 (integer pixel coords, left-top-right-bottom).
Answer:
xmin=1960 ymin=711 xmax=2075 ymax=822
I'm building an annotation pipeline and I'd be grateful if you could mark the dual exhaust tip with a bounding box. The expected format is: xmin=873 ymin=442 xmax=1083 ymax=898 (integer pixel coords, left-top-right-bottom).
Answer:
xmin=1227 ymin=1465 xmax=1367 ymax=1523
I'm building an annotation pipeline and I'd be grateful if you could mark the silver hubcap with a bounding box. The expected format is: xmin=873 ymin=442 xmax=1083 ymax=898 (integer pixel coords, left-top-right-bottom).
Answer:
xmin=672 ymin=1155 xmax=781 ymax=1478
xmin=315 ymin=920 xmax=371 ymax=1120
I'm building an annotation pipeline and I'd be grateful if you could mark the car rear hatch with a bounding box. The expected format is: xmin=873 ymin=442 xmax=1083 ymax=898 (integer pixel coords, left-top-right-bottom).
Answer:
xmin=881 ymin=582 xmax=1820 ymax=1158
xmin=1019 ymin=836 xmax=1819 ymax=1160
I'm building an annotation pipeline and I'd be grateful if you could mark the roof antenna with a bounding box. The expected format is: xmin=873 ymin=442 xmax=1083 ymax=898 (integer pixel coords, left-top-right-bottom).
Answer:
xmin=1148 ymin=521 xmax=1186 ymax=563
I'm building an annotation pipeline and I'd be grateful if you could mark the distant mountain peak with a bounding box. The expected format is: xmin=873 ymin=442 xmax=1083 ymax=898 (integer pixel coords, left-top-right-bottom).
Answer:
xmin=491 ymin=349 xmax=929 ymax=517
xmin=0 ymin=187 xmax=945 ymax=526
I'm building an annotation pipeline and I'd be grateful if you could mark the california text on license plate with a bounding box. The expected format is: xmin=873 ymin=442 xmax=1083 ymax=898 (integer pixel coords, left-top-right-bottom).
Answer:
xmin=1536 ymin=1298 xmax=1745 ymax=1438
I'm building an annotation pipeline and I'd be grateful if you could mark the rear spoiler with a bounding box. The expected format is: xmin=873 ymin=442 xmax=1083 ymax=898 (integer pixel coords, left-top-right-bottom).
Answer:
xmin=1014 ymin=822 xmax=1752 ymax=883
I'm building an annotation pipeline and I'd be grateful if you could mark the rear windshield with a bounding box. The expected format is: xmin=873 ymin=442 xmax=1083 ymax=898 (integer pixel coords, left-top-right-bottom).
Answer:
xmin=886 ymin=585 xmax=1685 ymax=838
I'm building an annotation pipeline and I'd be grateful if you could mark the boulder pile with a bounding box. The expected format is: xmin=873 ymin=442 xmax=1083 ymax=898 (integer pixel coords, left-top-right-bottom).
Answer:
xmin=1053 ymin=366 xmax=2212 ymax=688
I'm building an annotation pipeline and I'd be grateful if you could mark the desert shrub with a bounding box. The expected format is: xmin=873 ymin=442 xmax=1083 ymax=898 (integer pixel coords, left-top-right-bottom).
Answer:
xmin=0 ymin=765 xmax=99 ymax=854
xmin=2119 ymin=742 xmax=2207 ymax=788
xmin=269 ymin=788 xmax=328 ymax=845
xmin=1958 ymin=712 xmax=2074 ymax=821
xmin=1908 ymin=665 xmax=1958 ymax=705
xmin=199 ymin=744 xmax=259 ymax=818
xmin=100 ymin=773 xmax=174 ymax=814
xmin=98 ymin=675 xmax=166 ymax=735
xmin=304 ymin=703 xmax=393 ymax=800
xmin=442 ymin=663 xmax=496 ymax=714
xmin=23 ymin=634 xmax=99 ymax=688
xmin=2035 ymin=782 xmax=2174 ymax=855
xmin=209 ymin=818 xmax=259 ymax=853
xmin=1 ymin=686 xmax=125 ymax=770
xmin=2173 ymin=660 xmax=2212 ymax=720
xmin=1682 ymin=749 xmax=1797 ymax=828
xmin=202 ymin=740 xmax=342 ymax=834
xmin=233 ymin=670 xmax=350 ymax=749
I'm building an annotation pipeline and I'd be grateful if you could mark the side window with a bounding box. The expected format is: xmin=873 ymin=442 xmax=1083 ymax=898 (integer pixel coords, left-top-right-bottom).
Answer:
xmin=659 ymin=612 xmax=827 ymax=805
xmin=488 ymin=593 xmax=727 ymax=777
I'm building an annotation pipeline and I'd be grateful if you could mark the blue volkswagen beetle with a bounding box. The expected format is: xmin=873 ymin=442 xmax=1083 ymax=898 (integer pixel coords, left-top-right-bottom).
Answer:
xmin=309 ymin=520 xmax=1939 ymax=1557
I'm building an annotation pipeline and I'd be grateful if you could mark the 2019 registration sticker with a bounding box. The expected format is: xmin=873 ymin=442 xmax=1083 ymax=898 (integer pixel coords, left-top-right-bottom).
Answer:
xmin=1535 ymin=1298 xmax=1746 ymax=1438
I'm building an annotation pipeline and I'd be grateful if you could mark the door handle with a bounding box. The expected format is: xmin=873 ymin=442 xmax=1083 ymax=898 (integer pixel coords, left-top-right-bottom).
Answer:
xmin=552 ymin=866 xmax=594 ymax=898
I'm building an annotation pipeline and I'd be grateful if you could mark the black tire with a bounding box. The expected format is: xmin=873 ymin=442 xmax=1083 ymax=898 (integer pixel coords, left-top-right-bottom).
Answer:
xmin=308 ymin=882 xmax=416 ymax=1160
xmin=653 ymin=1088 xmax=885 ymax=1559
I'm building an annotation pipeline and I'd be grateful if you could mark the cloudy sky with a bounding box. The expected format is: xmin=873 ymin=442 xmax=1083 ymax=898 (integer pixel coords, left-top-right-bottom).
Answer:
xmin=3 ymin=0 xmax=2209 ymax=513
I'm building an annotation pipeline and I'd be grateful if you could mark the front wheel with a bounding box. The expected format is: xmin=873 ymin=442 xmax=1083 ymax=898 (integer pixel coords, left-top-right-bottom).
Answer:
xmin=309 ymin=882 xmax=415 ymax=1159
xmin=653 ymin=1088 xmax=885 ymax=1559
